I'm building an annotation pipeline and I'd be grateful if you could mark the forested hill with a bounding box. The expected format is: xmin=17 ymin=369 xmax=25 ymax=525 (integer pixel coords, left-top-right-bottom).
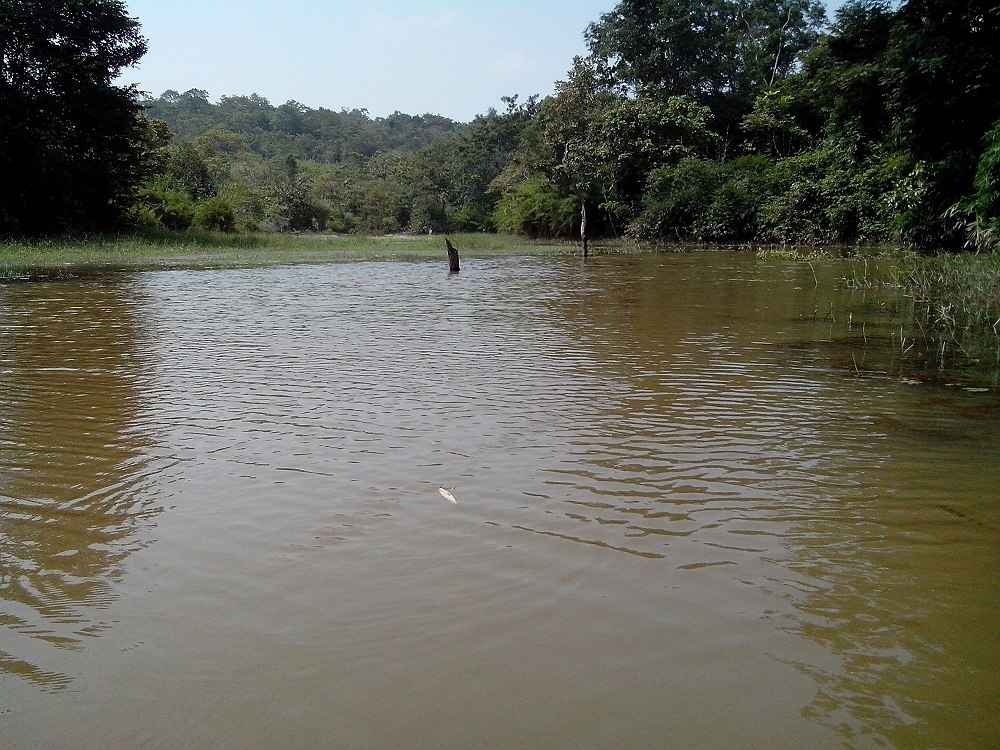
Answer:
xmin=141 ymin=90 xmax=465 ymax=162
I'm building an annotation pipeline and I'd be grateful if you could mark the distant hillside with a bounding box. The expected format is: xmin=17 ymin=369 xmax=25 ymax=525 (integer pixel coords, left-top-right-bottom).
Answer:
xmin=141 ymin=89 xmax=466 ymax=163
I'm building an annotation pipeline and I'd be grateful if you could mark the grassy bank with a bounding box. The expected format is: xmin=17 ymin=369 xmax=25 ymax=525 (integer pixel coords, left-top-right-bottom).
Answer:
xmin=0 ymin=230 xmax=588 ymax=277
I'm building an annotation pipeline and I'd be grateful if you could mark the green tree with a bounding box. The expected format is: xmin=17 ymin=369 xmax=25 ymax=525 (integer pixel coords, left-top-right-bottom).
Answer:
xmin=591 ymin=93 xmax=719 ymax=207
xmin=218 ymin=93 xmax=274 ymax=133
xmin=539 ymin=60 xmax=611 ymax=194
xmin=493 ymin=177 xmax=577 ymax=237
xmin=0 ymin=0 xmax=150 ymax=234
xmin=741 ymin=85 xmax=815 ymax=157
xmin=632 ymin=158 xmax=723 ymax=239
xmin=193 ymin=196 xmax=235 ymax=232
xmin=584 ymin=0 xmax=827 ymax=141
xmin=945 ymin=119 xmax=1000 ymax=250
xmin=886 ymin=0 xmax=1000 ymax=247
xmin=810 ymin=0 xmax=896 ymax=148
xmin=273 ymin=100 xmax=307 ymax=135
xmin=534 ymin=59 xmax=617 ymax=241
xmin=165 ymin=141 xmax=216 ymax=200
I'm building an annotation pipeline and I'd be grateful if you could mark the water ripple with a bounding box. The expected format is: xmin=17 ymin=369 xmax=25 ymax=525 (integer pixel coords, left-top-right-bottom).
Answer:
xmin=2 ymin=256 xmax=998 ymax=748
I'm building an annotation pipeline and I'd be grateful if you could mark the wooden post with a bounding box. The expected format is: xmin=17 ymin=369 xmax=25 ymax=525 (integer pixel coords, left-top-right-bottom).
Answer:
xmin=445 ymin=238 xmax=460 ymax=272
xmin=580 ymin=199 xmax=588 ymax=258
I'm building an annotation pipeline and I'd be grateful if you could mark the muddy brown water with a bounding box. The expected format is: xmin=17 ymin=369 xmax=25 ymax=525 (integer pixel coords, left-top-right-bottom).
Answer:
xmin=1 ymin=253 xmax=997 ymax=749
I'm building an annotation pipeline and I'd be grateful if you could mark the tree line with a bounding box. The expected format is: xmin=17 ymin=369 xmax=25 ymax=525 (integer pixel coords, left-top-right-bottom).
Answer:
xmin=2 ymin=0 xmax=998 ymax=250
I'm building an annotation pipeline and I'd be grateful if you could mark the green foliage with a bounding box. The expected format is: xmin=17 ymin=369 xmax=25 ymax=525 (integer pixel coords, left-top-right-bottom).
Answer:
xmin=570 ymin=0 xmax=1000 ymax=250
xmin=165 ymin=141 xmax=216 ymax=200
xmin=585 ymin=0 xmax=827 ymax=141
xmin=493 ymin=178 xmax=577 ymax=238
xmin=879 ymin=0 xmax=1000 ymax=248
xmin=632 ymin=159 xmax=722 ymax=239
xmin=141 ymin=90 xmax=463 ymax=164
xmin=944 ymin=119 xmax=1000 ymax=251
xmin=12 ymin=0 xmax=985 ymax=252
xmin=0 ymin=0 xmax=151 ymax=235
xmin=742 ymin=87 xmax=815 ymax=157
xmin=535 ymin=59 xmax=719 ymax=235
xmin=704 ymin=156 xmax=784 ymax=240
xmin=193 ymin=197 xmax=236 ymax=232
xmin=759 ymin=140 xmax=865 ymax=244
xmin=972 ymin=121 xmax=1000 ymax=222
xmin=806 ymin=0 xmax=896 ymax=149
xmin=219 ymin=183 xmax=269 ymax=233
xmin=136 ymin=182 xmax=197 ymax=230
xmin=592 ymin=94 xmax=720 ymax=206
xmin=633 ymin=155 xmax=784 ymax=241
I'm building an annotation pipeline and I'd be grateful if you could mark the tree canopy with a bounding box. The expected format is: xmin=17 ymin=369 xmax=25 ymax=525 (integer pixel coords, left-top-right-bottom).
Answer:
xmin=0 ymin=0 xmax=151 ymax=234
xmin=585 ymin=0 xmax=827 ymax=144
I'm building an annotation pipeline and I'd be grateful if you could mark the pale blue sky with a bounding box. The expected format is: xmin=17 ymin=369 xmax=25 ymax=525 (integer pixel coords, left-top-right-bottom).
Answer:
xmin=118 ymin=0 xmax=846 ymax=122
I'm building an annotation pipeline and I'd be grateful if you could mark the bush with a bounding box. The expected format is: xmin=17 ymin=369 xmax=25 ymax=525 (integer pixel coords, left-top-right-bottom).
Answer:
xmin=493 ymin=178 xmax=577 ymax=238
xmin=701 ymin=156 xmax=781 ymax=241
xmin=127 ymin=204 xmax=163 ymax=230
xmin=193 ymin=197 xmax=236 ymax=232
xmin=326 ymin=210 xmax=358 ymax=234
xmin=943 ymin=119 xmax=1000 ymax=251
xmin=759 ymin=141 xmax=869 ymax=244
xmin=136 ymin=182 xmax=196 ymax=230
xmin=630 ymin=158 xmax=721 ymax=239
xmin=219 ymin=183 xmax=268 ymax=233
xmin=450 ymin=205 xmax=495 ymax=233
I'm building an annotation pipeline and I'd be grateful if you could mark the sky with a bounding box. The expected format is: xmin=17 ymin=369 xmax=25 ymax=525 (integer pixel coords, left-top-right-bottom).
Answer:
xmin=118 ymin=0 xmax=846 ymax=123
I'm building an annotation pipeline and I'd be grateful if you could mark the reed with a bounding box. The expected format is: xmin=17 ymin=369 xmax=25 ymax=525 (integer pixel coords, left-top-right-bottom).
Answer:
xmin=845 ymin=251 xmax=1000 ymax=373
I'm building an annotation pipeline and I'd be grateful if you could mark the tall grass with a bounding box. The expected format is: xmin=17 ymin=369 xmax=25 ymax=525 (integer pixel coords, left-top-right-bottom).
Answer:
xmin=846 ymin=251 xmax=1000 ymax=374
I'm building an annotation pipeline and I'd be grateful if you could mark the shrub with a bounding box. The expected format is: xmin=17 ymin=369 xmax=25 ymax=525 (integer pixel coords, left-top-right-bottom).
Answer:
xmin=701 ymin=156 xmax=781 ymax=241
xmin=450 ymin=205 xmax=495 ymax=233
xmin=493 ymin=178 xmax=577 ymax=238
xmin=759 ymin=141 xmax=869 ymax=244
xmin=193 ymin=197 xmax=236 ymax=232
xmin=630 ymin=158 xmax=721 ymax=239
xmin=136 ymin=182 xmax=196 ymax=230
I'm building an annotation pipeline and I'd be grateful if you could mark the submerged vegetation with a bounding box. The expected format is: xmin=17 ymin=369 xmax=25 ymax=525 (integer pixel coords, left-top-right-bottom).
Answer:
xmin=756 ymin=246 xmax=1000 ymax=378
xmin=848 ymin=251 xmax=1000 ymax=374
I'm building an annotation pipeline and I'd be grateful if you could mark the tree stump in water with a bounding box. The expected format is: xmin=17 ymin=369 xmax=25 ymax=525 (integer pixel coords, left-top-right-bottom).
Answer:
xmin=446 ymin=238 xmax=460 ymax=272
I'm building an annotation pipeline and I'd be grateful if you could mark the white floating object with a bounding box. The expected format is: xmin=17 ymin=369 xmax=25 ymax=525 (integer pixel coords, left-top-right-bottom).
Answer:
xmin=438 ymin=487 xmax=457 ymax=503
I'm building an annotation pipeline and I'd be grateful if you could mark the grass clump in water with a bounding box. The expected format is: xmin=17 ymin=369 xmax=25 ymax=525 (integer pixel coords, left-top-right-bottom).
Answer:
xmin=846 ymin=251 xmax=1000 ymax=374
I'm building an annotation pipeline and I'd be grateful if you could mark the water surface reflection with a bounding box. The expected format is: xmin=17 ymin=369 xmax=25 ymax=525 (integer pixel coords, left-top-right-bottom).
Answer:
xmin=0 ymin=276 xmax=160 ymax=689
xmin=0 ymin=255 xmax=996 ymax=749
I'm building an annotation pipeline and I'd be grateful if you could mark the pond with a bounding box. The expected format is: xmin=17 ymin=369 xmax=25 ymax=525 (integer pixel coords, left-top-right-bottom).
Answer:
xmin=1 ymin=252 xmax=997 ymax=749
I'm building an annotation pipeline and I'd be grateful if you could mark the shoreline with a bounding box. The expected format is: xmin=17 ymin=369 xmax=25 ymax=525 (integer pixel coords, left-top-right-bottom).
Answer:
xmin=0 ymin=230 xmax=907 ymax=277
xmin=0 ymin=232 xmax=586 ymax=277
